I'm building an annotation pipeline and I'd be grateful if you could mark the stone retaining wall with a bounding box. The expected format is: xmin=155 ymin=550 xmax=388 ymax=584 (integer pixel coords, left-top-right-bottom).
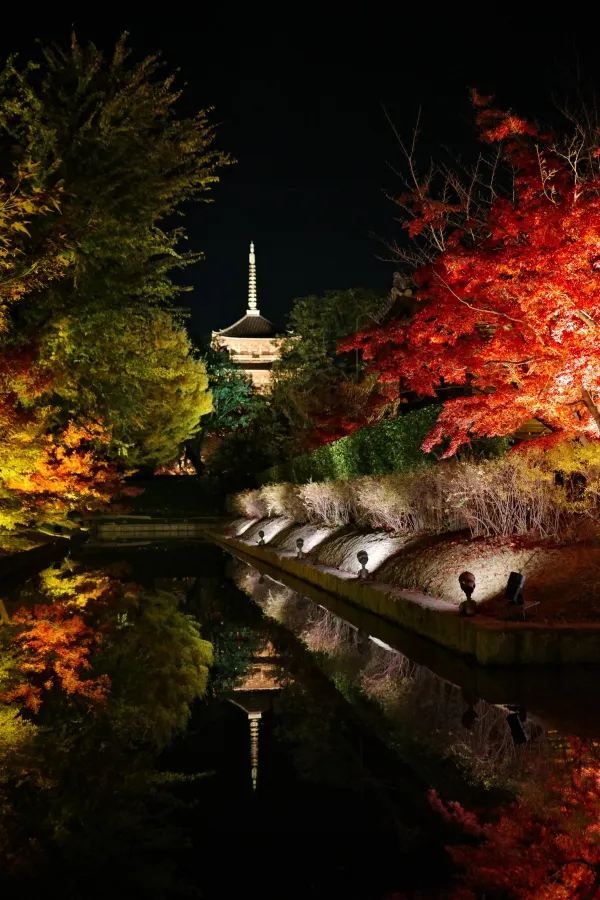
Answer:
xmin=210 ymin=523 xmax=600 ymax=666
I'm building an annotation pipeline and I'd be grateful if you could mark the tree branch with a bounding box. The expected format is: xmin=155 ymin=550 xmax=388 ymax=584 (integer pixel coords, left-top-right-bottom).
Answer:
xmin=582 ymin=388 xmax=600 ymax=433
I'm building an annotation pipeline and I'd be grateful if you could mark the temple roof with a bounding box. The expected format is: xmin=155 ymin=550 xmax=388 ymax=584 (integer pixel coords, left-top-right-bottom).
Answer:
xmin=216 ymin=313 xmax=278 ymax=338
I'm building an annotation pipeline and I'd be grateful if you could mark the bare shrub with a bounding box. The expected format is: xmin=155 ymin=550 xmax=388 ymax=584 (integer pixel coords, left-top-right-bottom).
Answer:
xmin=232 ymin=441 xmax=598 ymax=538
xmin=231 ymin=489 xmax=267 ymax=519
xmin=259 ymin=482 xmax=307 ymax=522
xmin=412 ymin=466 xmax=466 ymax=533
xmin=353 ymin=474 xmax=422 ymax=532
xmin=351 ymin=458 xmax=572 ymax=538
xmin=352 ymin=469 xmax=466 ymax=534
xmin=443 ymin=456 xmax=565 ymax=539
xmin=297 ymin=479 xmax=354 ymax=527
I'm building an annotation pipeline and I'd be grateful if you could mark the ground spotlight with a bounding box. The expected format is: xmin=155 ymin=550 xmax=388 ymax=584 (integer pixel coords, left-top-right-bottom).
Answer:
xmin=505 ymin=571 xmax=525 ymax=604
xmin=458 ymin=571 xmax=477 ymax=616
xmin=357 ymin=550 xmax=370 ymax=579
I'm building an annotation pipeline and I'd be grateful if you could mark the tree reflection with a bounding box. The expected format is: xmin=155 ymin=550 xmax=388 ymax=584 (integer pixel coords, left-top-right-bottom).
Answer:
xmin=429 ymin=738 xmax=600 ymax=899
xmin=230 ymin=560 xmax=550 ymax=792
xmin=231 ymin=560 xmax=600 ymax=898
xmin=185 ymin=575 xmax=260 ymax=694
xmin=0 ymin=561 xmax=212 ymax=897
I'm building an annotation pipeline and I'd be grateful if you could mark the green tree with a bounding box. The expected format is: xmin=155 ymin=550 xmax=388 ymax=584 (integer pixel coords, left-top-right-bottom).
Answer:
xmin=206 ymin=400 xmax=288 ymax=488
xmin=0 ymin=34 xmax=229 ymax=525
xmin=194 ymin=348 xmax=285 ymax=483
xmin=279 ymin=288 xmax=386 ymax=368
xmin=38 ymin=306 xmax=212 ymax=466
xmin=0 ymin=161 xmax=66 ymax=330
xmin=272 ymin=288 xmax=387 ymax=449
xmin=0 ymin=34 xmax=230 ymax=319
xmin=202 ymin=348 xmax=260 ymax=433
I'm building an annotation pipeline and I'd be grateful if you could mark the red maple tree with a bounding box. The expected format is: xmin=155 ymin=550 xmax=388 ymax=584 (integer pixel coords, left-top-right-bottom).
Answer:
xmin=341 ymin=95 xmax=600 ymax=455
xmin=429 ymin=739 xmax=600 ymax=899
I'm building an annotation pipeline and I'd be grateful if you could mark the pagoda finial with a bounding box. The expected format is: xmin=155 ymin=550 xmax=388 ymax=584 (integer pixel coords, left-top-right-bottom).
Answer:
xmin=249 ymin=712 xmax=260 ymax=791
xmin=247 ymin=241 xmax=259 ymax=315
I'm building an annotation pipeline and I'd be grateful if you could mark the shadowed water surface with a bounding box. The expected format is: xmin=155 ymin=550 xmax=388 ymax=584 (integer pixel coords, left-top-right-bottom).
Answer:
xmin=0 ymin=539 xmax=597 ymax=899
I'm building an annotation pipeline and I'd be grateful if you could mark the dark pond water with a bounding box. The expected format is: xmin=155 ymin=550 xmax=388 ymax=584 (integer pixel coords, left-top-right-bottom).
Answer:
xmin=1 ymin=540 xmax=598 ymax=899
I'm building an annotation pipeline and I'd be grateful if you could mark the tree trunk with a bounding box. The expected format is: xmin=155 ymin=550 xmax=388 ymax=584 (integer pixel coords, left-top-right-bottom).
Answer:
xmin=582 ymin=389 xmax=600 ymax=433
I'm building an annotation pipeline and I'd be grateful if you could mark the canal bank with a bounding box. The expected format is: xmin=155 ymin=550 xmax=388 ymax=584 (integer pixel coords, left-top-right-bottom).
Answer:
xmin=207 ymin=524 xmax=600 ymax=666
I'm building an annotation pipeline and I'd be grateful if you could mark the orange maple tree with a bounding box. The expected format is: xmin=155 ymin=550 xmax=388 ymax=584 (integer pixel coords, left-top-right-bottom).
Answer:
xmin=2 ymin=603 xmax=110 ymax=713
xmin=7 ymin=420 xmax=125 ymax=520
xmin=0 ymin=349 xmax=126 ymax=531
xmin=341 ymin=95 xmax=600 ymax=455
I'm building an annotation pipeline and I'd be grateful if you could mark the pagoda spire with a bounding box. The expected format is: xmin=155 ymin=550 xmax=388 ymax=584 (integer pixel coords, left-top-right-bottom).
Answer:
xmin=249 ymin=712 xmax=260 ymax=791
xmin=247 ymin=241 xmax=259 ymax=316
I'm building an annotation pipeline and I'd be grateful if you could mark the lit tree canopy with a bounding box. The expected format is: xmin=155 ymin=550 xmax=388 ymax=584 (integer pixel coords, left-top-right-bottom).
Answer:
xmin=0 ymin=34 xmax=228 ymax=537
xmin=0 ymin=162 xmax=66 ymax=329
xmin=0 ymin=34 xmax=230 ymax=317
xmin=38 ymin=306 xmax=213 ymax=466
xmin=342 ymin=96 xmax=600 ymax=455
xmin=272 ymin=288 xmax=387 ymax=448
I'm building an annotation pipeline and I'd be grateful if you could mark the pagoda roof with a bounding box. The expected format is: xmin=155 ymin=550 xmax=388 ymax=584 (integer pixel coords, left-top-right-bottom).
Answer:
xmin=216 ymin=313 xmax=279 ymax=338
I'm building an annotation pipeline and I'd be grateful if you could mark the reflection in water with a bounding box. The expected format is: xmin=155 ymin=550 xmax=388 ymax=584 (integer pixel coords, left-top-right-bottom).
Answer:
xmin=232 ymin=561 xmax=551 ymax=791
xmin=0 ymin=544 xmax=598 ymax=899
xmin=231 ymin=557 xmax=600 ymax=899
xmin=0 ymin=561 xmax=212 ymax=898
xmin=227 ymin=640 xmax=287 ymax=791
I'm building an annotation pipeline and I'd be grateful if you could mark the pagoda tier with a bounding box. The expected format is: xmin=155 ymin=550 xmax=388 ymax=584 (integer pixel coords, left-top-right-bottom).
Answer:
xmin=211 ymin=242 xmax=283 ymax=390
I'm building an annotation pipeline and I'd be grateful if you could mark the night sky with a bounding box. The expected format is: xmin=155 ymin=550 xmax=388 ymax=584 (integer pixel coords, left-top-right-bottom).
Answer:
xmin=2 ymin=12 xmax=599 ymax=341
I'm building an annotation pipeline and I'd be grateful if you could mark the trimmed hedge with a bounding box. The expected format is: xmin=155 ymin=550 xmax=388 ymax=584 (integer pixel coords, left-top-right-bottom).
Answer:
xmin=259 ymin=406 xmax=441 ymax=484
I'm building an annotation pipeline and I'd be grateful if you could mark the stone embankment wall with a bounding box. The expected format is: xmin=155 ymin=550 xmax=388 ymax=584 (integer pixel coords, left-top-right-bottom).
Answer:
xmin=215 ymin=518 xmax=600 ymax=666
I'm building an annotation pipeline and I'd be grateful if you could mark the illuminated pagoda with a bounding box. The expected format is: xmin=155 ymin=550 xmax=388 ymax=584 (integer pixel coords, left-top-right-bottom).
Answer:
xmin=227 ymin=640 xmax=286 ymax=792
xmin=212 ymin=242 xmax=283 ymax=390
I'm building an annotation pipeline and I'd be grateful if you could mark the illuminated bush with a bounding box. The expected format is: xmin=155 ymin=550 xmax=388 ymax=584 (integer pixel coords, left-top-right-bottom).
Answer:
xmin=260 ymin=406 xmax=440 ymax=484
xmin=260 ymin=482 xmax=307 ymax=521
xmin=352 ymin=473 xmax=431 ymax=533
xmin=233 ymin=442 xmax=600 ymax=539
xmin=296 ymin=480 xmax=354 ymax=527
xmin=231 ymin=489 xmax=268 ymax=519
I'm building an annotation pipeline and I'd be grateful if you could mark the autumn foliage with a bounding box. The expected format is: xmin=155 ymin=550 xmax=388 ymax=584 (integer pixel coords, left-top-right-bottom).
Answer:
xmin=0 ymin=350 xmax=124 ymax=531
xmin=341 ymin=95 xmax=600 ymax=455
xmin=0 ymin=35 xmax=226 ymax=541
xmin=3 ymin=604 xmax=110 ymax=713
xmin=430 ymin=740 xmax=600 ymax=899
